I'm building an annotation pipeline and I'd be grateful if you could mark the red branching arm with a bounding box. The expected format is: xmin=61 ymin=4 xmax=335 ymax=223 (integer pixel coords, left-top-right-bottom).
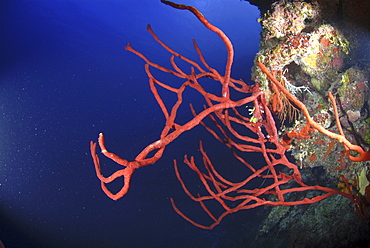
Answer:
xmin=258 ymin=61 xmax=370 ymax=162
xmin=91 ymin=0 xmax=365 ymax=229
xmin=161 ymin=0 xmax=233 ymax=98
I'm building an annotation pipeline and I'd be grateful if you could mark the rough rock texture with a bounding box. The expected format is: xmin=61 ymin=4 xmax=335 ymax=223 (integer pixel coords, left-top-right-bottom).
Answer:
xmin=239 ymin=0 xmax=370 ymax=247
xmin=252 ymin=168 xmax=370 ymax=248
xmin=246 ymin=0 xmax=370 ymax=33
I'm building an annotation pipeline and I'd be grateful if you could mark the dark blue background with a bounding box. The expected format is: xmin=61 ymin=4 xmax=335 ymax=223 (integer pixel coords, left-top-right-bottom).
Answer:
xmin=0 ymin=1 xmax=261 ymax=247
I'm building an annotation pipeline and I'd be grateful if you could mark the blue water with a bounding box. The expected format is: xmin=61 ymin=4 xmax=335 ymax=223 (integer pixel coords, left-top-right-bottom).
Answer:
xmin=0 ymin=1 xmax=260 ymax=247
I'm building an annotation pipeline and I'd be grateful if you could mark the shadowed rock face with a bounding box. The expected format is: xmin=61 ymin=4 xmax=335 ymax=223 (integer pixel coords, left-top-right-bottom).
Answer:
xmin=245 ymin=0 xmax=370 ymax=33
xmin=244 ymin=0 xmax=274 ymax=14
xmin=241 ymin=1 xmax=370 ymax=248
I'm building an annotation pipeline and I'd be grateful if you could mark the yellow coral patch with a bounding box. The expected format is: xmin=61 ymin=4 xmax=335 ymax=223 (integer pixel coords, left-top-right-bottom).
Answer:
xmin=357 ymin=167 xmax=370 ymax=195
xmin=303 ymin=54 xmax=317 ymax=68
